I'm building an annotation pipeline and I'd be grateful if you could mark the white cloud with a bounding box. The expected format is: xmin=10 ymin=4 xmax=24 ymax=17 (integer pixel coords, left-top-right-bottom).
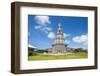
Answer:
xmin=63 ymin=33 xmax=71 ymax=44
xmin=40 ymin=27 xmax=52 ymax=32
xmin=35 ymin=16 xmax=50 ymax=25
xmin=65 ymin=40 xmax=70 ymax=44
xmin=63 ymin=33 xmax=70 ymax=38
xmin=48 ymin=32 xmax=55 ymax=39
xmin=34 ymin=16 xmax=52 ymax=34
xmin=34 ymin=25 xmax=42 ymax=29
xmin=73 ymin=34 xmax=88 ymax=43
xmin=28 ymin=44 xmax=37 ymax=48
xmin=63 ymin=33 xmax=67 ymax=38
xmin=72 ymin=34 xmax=88 ymax=49
xmin=45 ymin=27 xmax=52 ymax=31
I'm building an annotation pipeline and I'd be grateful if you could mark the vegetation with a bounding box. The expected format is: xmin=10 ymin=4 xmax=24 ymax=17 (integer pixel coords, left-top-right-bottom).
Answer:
xmin=28 ymin=47 xmax=88 ymax=61
xmin=73 ymin=48 xmax=87 ymax=53
xmin=28 ymin=51 xmax=87 ymax=61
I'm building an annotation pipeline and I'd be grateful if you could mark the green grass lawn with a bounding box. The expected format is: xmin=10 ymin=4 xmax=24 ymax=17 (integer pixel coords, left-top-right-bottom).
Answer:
xmin=28 ymin=52 xmax=88 ymax=61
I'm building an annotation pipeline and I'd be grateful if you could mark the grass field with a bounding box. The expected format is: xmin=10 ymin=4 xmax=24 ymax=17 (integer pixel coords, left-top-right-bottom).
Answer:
xmin=28 ymin=52 xmax=88 ymax=61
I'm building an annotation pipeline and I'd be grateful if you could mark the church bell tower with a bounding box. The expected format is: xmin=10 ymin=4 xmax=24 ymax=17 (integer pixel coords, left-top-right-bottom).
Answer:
xmin=52 ymin=24 xmax=67 ymax=54
xmin=55 ymin=24 xmax=65 ymax=44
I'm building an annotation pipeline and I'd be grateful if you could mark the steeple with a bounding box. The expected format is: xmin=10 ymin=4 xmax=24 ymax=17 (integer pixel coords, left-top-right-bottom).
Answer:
xmin=50 ymin=23 xmax=67 ymax=54
xmin=58 ymin=23 xmax=61 ymax=30
xmin=57 ymin=23 xmax=62 ymax=34
xmin=55 ymin=23 xmax=65 ymax=44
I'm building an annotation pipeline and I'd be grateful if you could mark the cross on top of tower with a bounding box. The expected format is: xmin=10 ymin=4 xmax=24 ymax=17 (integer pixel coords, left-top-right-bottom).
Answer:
xmin=58 ymin=23 xmax=62 ymax=33
xmin=58 ymin=23 xmax=61 ymax=28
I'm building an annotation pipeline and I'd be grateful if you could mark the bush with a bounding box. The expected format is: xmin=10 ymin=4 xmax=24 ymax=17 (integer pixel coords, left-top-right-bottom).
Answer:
xmin=73 ymin=49 xmax=87 ymax=53
xmin=32 ymin=52 xmax=39 ymax=56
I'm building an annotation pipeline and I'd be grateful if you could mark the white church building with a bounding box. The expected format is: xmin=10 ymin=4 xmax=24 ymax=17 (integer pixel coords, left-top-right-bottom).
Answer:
xmin=47 ymin=24 xmax=70 ymax=54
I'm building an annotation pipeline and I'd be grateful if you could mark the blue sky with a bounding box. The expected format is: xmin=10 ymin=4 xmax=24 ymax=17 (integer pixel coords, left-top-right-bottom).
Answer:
xmin=28 ymin=15 xmax=88 ymax=49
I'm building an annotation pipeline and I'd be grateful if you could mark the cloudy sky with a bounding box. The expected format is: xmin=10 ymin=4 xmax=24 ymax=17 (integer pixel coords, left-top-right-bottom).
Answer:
xmin=28 ymin=15 xmax=88 ymax=49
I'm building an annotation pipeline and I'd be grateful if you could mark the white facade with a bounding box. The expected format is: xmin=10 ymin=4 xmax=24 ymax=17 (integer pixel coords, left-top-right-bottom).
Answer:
xmin=49 ymin=24 xmax=67 ymax=54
